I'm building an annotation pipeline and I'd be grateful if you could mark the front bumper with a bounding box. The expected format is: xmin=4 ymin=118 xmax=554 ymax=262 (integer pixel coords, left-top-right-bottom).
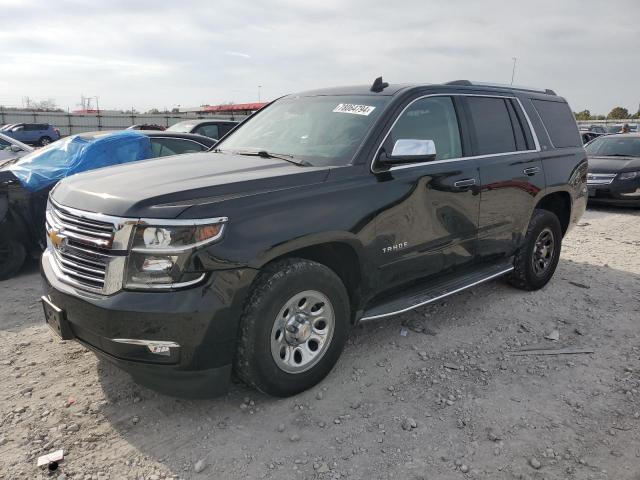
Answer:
xmin=41 ymin=251 xmax=258 ymax=398
xmin=587 ymin=177 xmax=640 ymax=206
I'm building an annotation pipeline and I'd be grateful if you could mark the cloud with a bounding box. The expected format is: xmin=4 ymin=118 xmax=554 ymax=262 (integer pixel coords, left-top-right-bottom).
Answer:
xmin=0 ymin=0 xmax=638 ymax=114
xmin=224 ymin=51 xmax=252 ymax=59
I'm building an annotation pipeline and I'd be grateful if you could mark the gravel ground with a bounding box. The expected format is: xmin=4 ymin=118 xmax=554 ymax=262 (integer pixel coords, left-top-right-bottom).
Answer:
xmin=1 ymin=206 xmax=639 ymax=480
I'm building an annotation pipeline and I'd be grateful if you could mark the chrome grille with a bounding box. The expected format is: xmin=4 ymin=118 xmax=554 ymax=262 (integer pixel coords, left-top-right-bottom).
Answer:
xmin=46 ymin=203 xmax=114 ymax=250
xmin=45 ymin=201 xmax=133 ymax=294
xmin=587 ymin=173 xmax=616 ymax=185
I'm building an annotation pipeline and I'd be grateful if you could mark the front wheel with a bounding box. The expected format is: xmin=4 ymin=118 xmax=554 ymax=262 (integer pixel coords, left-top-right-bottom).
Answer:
xmin=234 ymin=258 xmax=350 ymax=397
xmin=39 ymin=136 xmax=52 ymax=146
xmin=508 ymin=209 xmax=562 ymax=291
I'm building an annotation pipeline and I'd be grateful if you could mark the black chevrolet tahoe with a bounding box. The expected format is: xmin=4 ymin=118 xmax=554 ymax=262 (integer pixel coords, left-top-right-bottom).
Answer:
xmin=41 ymin=79 xmax=588 ymax=398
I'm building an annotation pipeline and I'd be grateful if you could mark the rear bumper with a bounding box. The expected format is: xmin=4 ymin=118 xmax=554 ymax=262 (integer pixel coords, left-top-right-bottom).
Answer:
xmin=41 ymin=253 xmax=257 ymax=398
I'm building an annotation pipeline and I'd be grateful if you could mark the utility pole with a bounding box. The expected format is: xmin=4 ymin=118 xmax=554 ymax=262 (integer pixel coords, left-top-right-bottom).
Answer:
xmin=258 ymin=85 xmax=262 ymax=103
xmin=511 ymin=57 xmax=517 ymax=85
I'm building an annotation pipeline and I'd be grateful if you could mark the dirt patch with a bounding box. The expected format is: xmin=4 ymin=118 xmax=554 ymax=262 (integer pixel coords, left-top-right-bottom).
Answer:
xmin=1 ymin=206 xmax=639 ymax=480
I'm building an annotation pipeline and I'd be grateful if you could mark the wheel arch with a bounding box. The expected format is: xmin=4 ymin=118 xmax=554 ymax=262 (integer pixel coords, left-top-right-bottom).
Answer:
xmin=534 ymin=190 xmax=572 ymax=236
xmin=251 ymin=237 xmax=366 ymax=322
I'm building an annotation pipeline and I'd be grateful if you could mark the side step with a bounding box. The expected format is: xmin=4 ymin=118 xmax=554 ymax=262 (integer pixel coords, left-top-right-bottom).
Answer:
xmin=360 ymin=262 xmax=514 ymax=321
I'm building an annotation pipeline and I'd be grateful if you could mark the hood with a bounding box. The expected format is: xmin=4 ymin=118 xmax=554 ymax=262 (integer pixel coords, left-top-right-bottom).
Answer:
xmin=51 ymin=152 xmax=331 ymax=218
xmin=588 ymin=155 xmax=640 ymax=173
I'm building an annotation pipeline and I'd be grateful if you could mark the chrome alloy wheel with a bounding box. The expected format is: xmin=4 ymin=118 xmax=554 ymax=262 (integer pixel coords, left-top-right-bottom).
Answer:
xmin=270 ymin=290 xmax=335 ymax=374
xmin=532 ymin=227 xmax=555 ymax=276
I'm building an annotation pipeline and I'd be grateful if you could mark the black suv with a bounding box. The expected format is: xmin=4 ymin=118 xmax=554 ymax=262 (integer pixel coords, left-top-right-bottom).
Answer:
xmin=40 ymin=79 xmax=587 ymax=397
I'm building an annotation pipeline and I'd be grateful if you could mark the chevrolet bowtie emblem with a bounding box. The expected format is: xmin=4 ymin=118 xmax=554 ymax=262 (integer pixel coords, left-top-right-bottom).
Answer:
xmin=49 ymin=228 xmax=66 ymax=249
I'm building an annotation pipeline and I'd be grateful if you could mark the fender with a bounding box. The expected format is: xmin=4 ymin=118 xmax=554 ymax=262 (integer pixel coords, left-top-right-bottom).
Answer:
xmin=249 ymin=230 xmax=366 ymax=270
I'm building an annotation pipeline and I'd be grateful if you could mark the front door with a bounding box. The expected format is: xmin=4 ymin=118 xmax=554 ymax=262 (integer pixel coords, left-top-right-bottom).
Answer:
xmin=371 ymin=95 xmax=480 ymax=292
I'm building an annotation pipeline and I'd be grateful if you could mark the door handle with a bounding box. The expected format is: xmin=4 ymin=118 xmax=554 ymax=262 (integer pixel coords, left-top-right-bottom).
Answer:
xmin=453 ymin=178 xmax=476 ymax=188
xmin=523 ymin=166 xmax=541 ymax=176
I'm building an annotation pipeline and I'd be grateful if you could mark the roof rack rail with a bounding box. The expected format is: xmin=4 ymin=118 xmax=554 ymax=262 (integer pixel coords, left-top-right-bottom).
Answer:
xmin=444 ymin=80 xmax=556 ymax=96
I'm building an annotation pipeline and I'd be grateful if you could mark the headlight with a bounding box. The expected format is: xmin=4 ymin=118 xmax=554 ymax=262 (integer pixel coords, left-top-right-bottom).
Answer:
xmin=124 ymin=218 xmax=226 ymax=289
xmin=618 ymin=171 xmax=640 ymax=181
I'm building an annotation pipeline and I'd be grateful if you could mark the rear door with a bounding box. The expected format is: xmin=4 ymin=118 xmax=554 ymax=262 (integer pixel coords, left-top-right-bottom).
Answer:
xmin=9 ymin=124 xmax=26 ymax=142
xmin=372 ymin=95 xmax=480 ymax=291
xmin=462 ymin=95 xmax=545 ymax=260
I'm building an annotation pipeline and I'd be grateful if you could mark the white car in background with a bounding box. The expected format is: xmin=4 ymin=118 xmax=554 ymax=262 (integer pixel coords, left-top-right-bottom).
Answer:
xmin=0 ymin=132 xmax=33 ymax=165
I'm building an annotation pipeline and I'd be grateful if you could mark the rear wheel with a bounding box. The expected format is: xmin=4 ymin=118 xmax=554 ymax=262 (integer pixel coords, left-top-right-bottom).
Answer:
xmin=234 ymin=258 xmax=350 ymax=397
xmin=508 ymin=209 xmax=562 ymax=291
xmin=0 ymin=238 xmax=26 ymax=280
xmin=39 ymin=136 xmax=51 ymax=146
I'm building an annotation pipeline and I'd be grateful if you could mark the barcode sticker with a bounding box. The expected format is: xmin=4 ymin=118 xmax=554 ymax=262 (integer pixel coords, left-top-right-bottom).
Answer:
xmin=333 ymin=104 xmax=376 ymax=116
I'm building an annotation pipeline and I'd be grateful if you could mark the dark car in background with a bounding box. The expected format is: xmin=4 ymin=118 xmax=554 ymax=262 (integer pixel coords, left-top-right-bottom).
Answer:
xmin=581 ymin=131 xmax=605 ymax=144
xmin=586 ymin=125 xmax=607 ymax=134
xmin=166 ymin=119 xmax=238 ymax=140
xmin=127 ymin=124 xmax=166 ymax=131
xmin=2 ymin=123 xmax=61 ymax=146
xmin=586 ymin=133 xmax=640 ymax=206
xmin=0 ymin=130 xmax=216 ymax=280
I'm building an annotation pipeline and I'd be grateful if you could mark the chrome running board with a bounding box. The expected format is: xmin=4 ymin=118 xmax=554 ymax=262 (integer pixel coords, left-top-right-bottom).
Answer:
xmin=360 ymin=263 xmax=514 ymax=322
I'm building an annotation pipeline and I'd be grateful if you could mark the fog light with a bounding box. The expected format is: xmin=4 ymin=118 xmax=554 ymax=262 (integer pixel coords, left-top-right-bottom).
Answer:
xmin=112 ymin=338 xmax=179 ymax=356
xmin=147 ymin=344 xmax=171 ymax=355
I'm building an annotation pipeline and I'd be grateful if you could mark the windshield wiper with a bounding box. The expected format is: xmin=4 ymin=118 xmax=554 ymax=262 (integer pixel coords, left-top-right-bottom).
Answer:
xmin=231 ymin=149 xmax=311 ymax=166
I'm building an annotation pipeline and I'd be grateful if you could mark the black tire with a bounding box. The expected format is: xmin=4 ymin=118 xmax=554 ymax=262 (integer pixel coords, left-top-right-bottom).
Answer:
xmin=234 ymin=258 xmax=350 ymax=397
xmin=39 ymin=136 xmax=52 ymax=146
xmin=0 ymin=237 xmax=26 ymax=280
xmin=508 ymin=209 xmax=562 ymax=291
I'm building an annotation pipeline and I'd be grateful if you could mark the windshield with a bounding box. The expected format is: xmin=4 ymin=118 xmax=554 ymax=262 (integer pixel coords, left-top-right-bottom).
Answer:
xmin=217 ymin=95 xmax=390 ymax=167
xmin=167 ymin=122 xmax=196 ymax=133
xmin=585 ymin=136 xmax=640 ymax=157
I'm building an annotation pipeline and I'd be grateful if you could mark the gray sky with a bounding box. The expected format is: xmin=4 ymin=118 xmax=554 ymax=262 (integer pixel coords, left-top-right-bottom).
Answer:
xmin=1 ymin=0 xmax=638 ymax=114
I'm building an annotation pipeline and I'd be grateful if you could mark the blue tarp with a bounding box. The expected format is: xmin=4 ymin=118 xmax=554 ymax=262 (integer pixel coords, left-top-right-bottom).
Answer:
xmin=8 ymin=131 xmax=153 ymax=192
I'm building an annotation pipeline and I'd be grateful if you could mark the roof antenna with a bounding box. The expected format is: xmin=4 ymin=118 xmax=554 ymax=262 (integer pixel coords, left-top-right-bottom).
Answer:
xmin=370 ymin=76 xmax=389 ymax=93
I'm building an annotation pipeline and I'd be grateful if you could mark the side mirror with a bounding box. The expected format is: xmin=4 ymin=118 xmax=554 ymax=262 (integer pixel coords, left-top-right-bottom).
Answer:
xmin=9 ymin=145 xmax=23 ymax=153
xmin=379 ymin=139 xmax=437 ymax=165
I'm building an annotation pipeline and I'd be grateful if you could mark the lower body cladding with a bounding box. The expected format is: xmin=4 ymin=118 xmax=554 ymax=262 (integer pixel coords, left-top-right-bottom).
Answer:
xmin=588 ymin=180 xmax=640 ymax=207
xmin=41 ymin=254 xmax=257 ymax=398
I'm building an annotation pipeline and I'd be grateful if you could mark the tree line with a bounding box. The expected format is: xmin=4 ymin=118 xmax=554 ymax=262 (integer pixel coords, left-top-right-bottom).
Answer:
xmin=574 ymin=107 xmax=640 ymax=121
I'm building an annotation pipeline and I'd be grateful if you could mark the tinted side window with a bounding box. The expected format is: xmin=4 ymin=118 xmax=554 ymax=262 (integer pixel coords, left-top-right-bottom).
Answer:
xmin=195 ymin=124 xmax=219 ymax=139
xmin=389 ymin=96 xmax=462 ymax=160
xmin=219 ymin=124 xmax=235 ymax=136
xmin=531 ymin=99 xmax=581 ymax=148
xmin=466 ymin=97 xmax=516 ymax=155
xmin=150 ymin=137 xmax=208 ymax=157
xmin=505 ymin=100 xmax=527 ymax=150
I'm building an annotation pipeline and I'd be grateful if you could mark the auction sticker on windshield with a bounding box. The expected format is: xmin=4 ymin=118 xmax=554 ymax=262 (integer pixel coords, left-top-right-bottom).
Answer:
xmin=333 ymin=104 xmax=376 ymax=116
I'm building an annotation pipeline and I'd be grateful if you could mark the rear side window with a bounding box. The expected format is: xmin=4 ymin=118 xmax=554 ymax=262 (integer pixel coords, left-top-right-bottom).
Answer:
xmin=195 ymin=124 xmax=220 ymax=139
xmin=466 ymin=97 xmax=517 ymax=155
xmin=150 ymin=137 xmax=208 ymax=157
xmin=531 ymin=99 xmax=581 ymax=148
